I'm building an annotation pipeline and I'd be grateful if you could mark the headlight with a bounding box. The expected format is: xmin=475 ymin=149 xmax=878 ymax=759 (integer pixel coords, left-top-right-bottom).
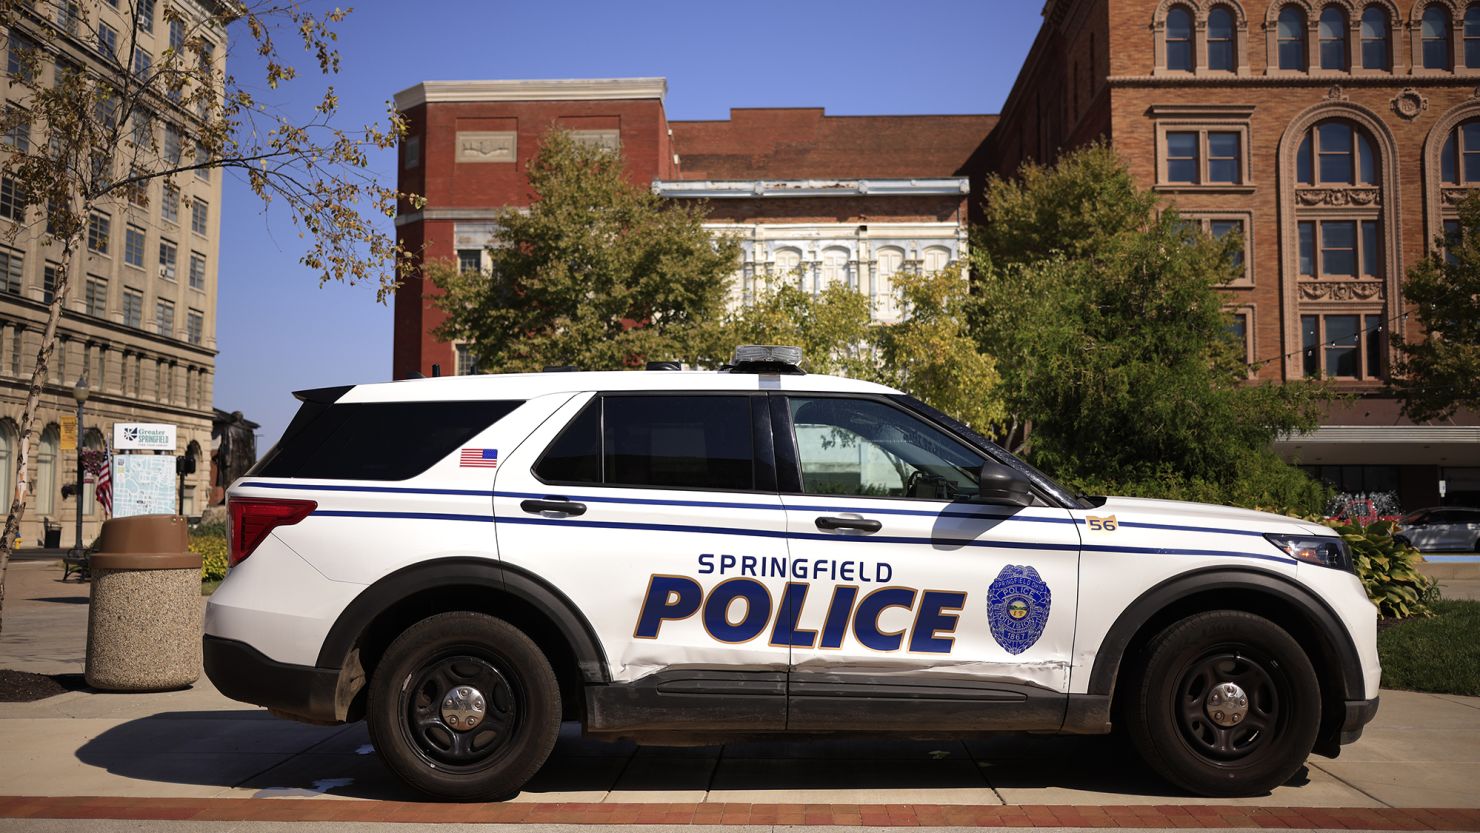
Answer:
xmin=1265 ymin=534 xmax=1353 ymax=573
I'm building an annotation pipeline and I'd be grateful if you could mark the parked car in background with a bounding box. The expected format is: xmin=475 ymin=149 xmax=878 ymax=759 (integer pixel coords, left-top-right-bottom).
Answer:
xmin=1396 ymin=508 xmax=1480 ymax=553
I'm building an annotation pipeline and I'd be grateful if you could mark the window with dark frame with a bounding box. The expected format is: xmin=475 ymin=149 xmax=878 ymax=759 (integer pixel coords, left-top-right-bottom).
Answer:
xmin=1298 ymin=219 xmax=1383 ymax=278
xmin=1166 ymin=131 xmax=1200 ymax=183
xmin=1301 ymin=313 xmax=1385 ymax=379
xmin=124 ymin=225 xmax=146 ymax=268
xmin=1207 ymin=6 xmax=1237 ymax=71
xmin=122 ymin=288 xmax=143 ymax=328
xmin=0 ymin=248 xmax=22 ymax=295
xmin=1166 ymin=5 xmax=1195 ymax=71
xmin=87 ymin=214 xmax=110 ymax=254
xmin=1361 ymin=6 xmax=1392 ymax=69
xmin=1423 ymin=5 xmax=1453 ymax=69
xmin=1297 ymin=120 xmax=1378 ymax=186
xmin=1319 ymin=7 xmax=1350 ymax=70
xmin=1278 ymin=6 xmax=1308 ymax=70
xmin=1441 ymin=120 xmax=1480 ymax=184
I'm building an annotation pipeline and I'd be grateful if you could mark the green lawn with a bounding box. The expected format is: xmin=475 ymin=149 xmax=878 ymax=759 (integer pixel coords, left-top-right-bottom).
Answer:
xmin=201 ymin=579 xmax=221 ymax=596
xmin=1377 ymin=599 xmax=1480 ymax=697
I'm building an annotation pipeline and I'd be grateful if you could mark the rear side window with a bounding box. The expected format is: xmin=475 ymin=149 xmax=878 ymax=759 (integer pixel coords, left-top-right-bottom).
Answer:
xmin=252 ymin=400 xmax=522 ymax=481
xmin=534 ymin=395 xmax=755 ymax=491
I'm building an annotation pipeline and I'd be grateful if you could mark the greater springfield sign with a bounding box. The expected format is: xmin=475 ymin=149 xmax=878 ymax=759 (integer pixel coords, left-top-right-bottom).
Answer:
xmin=113 ymin=423 xmax=177 ymax=451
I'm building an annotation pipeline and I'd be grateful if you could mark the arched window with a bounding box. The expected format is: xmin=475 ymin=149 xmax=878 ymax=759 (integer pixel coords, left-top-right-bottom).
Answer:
xmin=1319 ymin=7 xmax=1350 ymax=69
xmin=874 ymin=246 xmax=904 ymax=316
xmin=1466 ymin=4 xmax=1480 ymax=66
xmin=1360 ymin=6 xmax=1392 ymax=69
xmin=772 ymin=247 xmax=801 ymax=289
xmin=1166 ymin=5 xmax=1195 ymax=71
xmin=1441 ymin=119 xmax=1480 ymax=184
xmin=819 ymin=247 xmax=850 ymax=291
xmin=1296 ymin=120 xmax=1379 ymax=186
xmin=922 ymin=247 xmax=952 ymax=275
xmin=1278 ymin=7 xmax=1309 ymax=70
xmin=1208 ymin=6 xmax=1238 ymax=71
xmin=1422 ymin=5 xmax=1453 ymax=70
xmin=35 ymin=424 xmax=57 ymax=516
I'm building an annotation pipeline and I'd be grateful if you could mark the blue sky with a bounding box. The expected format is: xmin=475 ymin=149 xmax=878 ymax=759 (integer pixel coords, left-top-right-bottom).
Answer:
xmin=215 ymin=0 xmax=1046 ymax=447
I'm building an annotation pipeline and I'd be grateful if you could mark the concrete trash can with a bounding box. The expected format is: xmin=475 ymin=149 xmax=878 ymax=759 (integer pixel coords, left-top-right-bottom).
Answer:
xmin=85 ymin=515 xmax=202 ymax=691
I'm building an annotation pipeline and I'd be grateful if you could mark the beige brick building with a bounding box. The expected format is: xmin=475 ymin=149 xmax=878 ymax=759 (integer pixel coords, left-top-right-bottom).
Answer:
xmin=1 ymin=0 xmax=223 ymax=545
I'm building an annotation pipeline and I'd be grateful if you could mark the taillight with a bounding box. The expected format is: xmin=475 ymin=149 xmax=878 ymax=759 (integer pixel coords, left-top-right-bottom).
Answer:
xmin=228 ymin=498 xmax=317 ymax=567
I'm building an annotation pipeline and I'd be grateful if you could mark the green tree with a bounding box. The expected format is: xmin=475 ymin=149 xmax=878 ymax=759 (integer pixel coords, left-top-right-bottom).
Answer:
xmin=1391 ymin=192 xmax=1480 ymax=422
xmin=875 ymin=265 xmax=1003 ymax=433
xmin=432 ymin=131 xmax=739 ymax=372
xmin=720 ymin=279 xmax=873 ymax=377
xmin=972 ymin=146 xmax=1328 ymax=511
xmin=0 ymin=1 xmax=416 ymax=636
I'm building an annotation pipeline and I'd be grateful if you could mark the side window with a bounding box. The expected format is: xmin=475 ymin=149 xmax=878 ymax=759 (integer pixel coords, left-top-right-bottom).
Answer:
xmin=534 ymin=395 xmax=756 ymax=491
xmin=533 ymin=399 xmax=600 ymax=484
xmin=604 ymin=395 xmax=753 ymax=491
xmin=253 ymin=401 xmax=522 ymax=480
xmin=788 ymin=397 xmax=985 ymax=500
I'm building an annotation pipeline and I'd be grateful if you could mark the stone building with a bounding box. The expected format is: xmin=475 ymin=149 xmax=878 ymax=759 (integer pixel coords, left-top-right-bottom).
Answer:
xmin=1 ymin=0 xmax=224 ymax=545
xmin=393 ymin=0 xmax=1480 ymax=509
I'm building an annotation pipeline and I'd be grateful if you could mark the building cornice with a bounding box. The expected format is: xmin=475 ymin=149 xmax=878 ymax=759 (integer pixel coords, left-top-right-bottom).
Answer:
xmin=1111 ymin=74 xmax=1480 ymax=89
xmin=652 ymin=178 xmax=970 ymax=199
xmin=1276 ymin=426 xmax=1480 ymax=444
xmin=394 ymin=78 xmax=667 ymax=111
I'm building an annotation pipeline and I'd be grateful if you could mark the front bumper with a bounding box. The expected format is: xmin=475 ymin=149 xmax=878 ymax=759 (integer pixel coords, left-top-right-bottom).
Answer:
xmin=203 ymin=635 xmax=345 ymax=724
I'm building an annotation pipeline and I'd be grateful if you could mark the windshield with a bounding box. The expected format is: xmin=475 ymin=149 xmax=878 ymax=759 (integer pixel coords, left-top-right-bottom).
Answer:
xmin=889 ymin=395 xmax=1091 ymax=509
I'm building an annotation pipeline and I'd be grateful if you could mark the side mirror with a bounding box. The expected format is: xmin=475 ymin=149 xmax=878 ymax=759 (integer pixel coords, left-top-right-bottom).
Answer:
xmin=978 ymin=461 xmax=1032 ymax=507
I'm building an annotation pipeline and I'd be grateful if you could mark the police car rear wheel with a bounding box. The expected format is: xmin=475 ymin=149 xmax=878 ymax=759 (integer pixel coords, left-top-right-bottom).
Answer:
xmin=368 ymin=612 xmax=560 ymax=801
xmin=1125 ymin=610 xmax=1320 ymax=798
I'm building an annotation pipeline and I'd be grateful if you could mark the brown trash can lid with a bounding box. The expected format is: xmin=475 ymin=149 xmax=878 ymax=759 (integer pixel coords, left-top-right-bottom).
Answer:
xmin=90 ymin=515 xmax=202 ymax=571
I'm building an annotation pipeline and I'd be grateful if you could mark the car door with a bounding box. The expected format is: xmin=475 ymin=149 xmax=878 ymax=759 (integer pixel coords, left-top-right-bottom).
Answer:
xmin=493 ymin=391 xmax=792 ymax=732
xmin=773 ymin=394 xmax=1081 ymax=732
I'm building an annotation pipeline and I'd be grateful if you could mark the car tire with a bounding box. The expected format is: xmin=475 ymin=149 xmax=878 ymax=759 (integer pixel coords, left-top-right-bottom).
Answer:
xmin=367 ymin=612 xmax=561 ymax=801
xmin=1123 ymin=610 xmax=1321 ymax=798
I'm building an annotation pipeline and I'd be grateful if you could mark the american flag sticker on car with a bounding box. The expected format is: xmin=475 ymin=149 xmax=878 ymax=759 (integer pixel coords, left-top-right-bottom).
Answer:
xmin=460 ymin=448 xmax=499 ymax=468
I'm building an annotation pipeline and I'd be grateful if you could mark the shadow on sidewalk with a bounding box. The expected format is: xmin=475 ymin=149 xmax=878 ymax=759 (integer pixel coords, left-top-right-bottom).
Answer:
xmin=63 ymin=709 xmax=1293 ymax=803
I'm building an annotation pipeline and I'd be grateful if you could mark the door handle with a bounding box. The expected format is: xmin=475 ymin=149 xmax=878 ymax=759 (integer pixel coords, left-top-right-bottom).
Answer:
xmin=520 ymin=499 xmax=587 ymax=517
xmin=815 ymin=516 xmax=882 ymax=533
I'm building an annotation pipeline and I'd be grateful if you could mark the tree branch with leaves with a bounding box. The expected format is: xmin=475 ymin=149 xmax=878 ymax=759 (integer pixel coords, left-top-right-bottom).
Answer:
xmin=0 ymin=0 xmax=422 ymax=637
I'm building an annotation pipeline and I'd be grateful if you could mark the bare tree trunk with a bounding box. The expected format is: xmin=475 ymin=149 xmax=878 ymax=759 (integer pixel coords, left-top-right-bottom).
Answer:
xmin=0 ymin=233 xmax=81 ymax=641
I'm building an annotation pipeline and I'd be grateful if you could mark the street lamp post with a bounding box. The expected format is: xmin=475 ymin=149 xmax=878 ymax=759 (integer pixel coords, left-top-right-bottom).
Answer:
xmin=70 ymin=376 xmax=89 ymax=559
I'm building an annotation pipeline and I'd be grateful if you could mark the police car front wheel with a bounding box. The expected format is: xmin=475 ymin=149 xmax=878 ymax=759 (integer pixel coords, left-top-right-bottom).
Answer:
xmin=367 ymin=612 xmax=561 ymax=801
xmin=1125 ymin=610 xmax=1321 ymax=798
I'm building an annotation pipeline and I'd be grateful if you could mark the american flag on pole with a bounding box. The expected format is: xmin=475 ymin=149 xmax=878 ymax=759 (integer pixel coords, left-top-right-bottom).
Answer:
xmin=95 ymin=443 xmax=113 ymax=516
xmin=459 ymin=448 xmax=499 ymax=469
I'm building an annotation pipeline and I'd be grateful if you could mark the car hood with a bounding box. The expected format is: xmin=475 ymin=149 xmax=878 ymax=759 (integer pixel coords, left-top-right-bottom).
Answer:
xmin=1093 ymin=495 xmax=1333 ymax=537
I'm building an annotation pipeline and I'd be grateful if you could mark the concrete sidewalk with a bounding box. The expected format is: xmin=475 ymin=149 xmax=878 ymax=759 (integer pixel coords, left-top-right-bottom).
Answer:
xmin=1 ymin=559 xmax=1477 ymax=816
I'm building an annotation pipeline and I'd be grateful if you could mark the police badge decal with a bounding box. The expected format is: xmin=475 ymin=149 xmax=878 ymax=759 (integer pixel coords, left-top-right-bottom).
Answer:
xmin=987 ymin=564 xmax=1052 ymax=655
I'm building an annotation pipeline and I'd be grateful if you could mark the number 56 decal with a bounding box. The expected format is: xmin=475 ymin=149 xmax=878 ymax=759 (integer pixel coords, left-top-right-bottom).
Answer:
xmin=1087 ymin=515 xmax=1119 ymax=532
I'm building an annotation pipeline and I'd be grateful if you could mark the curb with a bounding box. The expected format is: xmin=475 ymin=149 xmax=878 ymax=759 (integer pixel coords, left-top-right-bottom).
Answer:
xmin=1 ymin=798 xmax=1478 ymax=829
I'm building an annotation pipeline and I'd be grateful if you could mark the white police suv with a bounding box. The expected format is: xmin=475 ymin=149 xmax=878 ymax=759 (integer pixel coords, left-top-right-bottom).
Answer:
xmin=204 ymin=347 xmax=1380 ymax=801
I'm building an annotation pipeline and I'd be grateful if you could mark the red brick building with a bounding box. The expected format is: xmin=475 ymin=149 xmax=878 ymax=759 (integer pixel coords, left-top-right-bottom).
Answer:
xmin=391 ymin=79 xmax=991 ymax=381
xmin=392 ymin=0 xmax=1480 ymax=509
xmin=987 ymin=0 xmax=1480 ymax=507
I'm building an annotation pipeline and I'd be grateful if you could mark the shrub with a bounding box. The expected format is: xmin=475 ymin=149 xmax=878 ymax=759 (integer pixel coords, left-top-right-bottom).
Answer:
xmin=191 ymin=531 xmax=229 ymax=583
xmin=1329 ymin=519 xmax=1435 ymax=619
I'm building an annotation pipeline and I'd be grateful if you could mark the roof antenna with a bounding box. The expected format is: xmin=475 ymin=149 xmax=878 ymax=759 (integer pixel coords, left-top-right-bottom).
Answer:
xmin=431 ymin=363 xmax=441 ymax=378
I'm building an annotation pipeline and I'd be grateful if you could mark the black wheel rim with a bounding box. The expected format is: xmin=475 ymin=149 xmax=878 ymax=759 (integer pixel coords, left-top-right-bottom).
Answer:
xmin=398 ymin=652 xmax=522 ymax=772
xmin=1174 ymin=646 xmax=1288 ymax=763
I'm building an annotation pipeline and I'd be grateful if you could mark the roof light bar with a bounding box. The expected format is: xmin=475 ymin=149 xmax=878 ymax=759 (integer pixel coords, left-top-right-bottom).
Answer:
xmin=732 ymin=345 xmax=803 ymax=366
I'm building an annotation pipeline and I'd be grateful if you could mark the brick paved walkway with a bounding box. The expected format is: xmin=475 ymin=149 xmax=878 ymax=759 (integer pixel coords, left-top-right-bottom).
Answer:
xmin=1 ymin=798 xmax=1478 ymax=829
